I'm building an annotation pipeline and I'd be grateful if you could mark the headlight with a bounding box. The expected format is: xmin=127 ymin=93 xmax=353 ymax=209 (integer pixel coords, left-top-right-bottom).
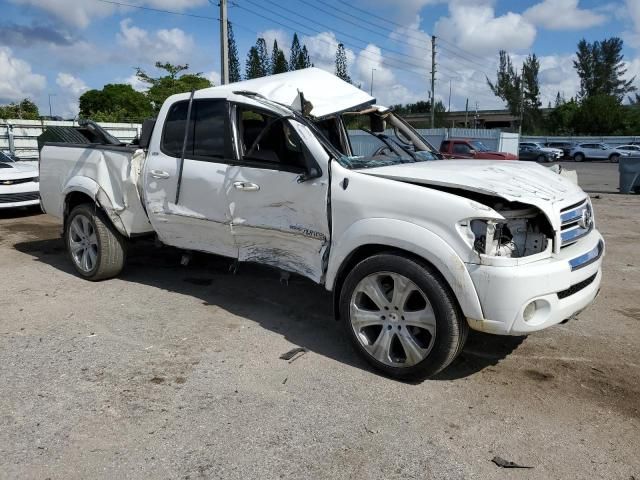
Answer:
xmin=464 ymin=205 xmax=552 ymax=258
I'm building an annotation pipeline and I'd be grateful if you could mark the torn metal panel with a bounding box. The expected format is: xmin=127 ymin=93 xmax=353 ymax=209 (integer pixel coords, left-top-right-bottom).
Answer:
xmin=39 ymin=145 xmax=153 ymax=236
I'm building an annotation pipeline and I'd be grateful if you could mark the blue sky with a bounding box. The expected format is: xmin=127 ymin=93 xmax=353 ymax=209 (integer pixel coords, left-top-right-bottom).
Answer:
xmin=2 ymin=0 xmax=639 ymax=118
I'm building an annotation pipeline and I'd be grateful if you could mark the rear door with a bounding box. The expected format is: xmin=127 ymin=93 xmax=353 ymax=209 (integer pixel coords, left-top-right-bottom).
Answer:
xmin=143 ymin=98 xmax=237 ymax=257
xmin=225 ymin=104 xmax=330 ymax=282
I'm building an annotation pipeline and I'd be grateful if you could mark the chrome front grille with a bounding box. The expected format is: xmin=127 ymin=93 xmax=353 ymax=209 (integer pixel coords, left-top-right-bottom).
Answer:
xmin=560 ymin=198 xmax=593 ymax=247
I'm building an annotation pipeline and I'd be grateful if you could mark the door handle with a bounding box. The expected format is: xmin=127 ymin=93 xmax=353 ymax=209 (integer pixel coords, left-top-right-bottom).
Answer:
xmin=233 ymin=181 xmax=260 ymax=191
xmin=150 ymin=170 xmax=170 ymax=179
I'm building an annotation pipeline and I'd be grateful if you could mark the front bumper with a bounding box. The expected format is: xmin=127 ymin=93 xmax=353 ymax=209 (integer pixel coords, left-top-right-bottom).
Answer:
xmin=0 ymin=182 xmax=40 ymax=209
xmin=465 ymin=229 xmax=604 ymax=335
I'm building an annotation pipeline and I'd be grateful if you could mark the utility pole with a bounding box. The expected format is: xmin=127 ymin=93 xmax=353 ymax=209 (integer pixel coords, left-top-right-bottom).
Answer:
xmin=464 ymin=98 xmax=469 ymax=128
xmin=430 ymin=35 xmax=436 ymax=129
xmin=474 ymin=101 xmax=479 ymax=128
xmin=448 ymin=79 xmax=452 ymax=112
xmin=518 ymin=67 xmax=525 ymax=136
xmin=48 ymin=94 xmax=56 ymax=118
xmin=370 ymin=68 xmax=376 ymax=96
xmin=219 ymin=0 xmax=229 ymax=85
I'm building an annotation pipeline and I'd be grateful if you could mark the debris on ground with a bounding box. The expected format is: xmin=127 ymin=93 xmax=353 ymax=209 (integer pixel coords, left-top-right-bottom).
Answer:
xmin=279 ymin=347 xmax=308 ymax=363
xmin=491 ymin=456 xmax=533 ymax=469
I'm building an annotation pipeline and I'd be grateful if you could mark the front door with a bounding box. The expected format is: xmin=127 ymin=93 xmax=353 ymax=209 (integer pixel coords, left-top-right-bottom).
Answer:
xmin=143 ymin=98 xmax=237 ymax=258
xmin=226 ymin=105 xmax=330 ymax=282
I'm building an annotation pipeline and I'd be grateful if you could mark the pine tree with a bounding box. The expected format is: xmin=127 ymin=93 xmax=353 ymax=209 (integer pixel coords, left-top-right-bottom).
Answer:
xmin=299 ymin=45 xmax=312 ymax=68
xmin=522 ymin=53 xmax=542 ymax=131
xmin=574 ymin=37 xmax=636 ymax=102
xmin=256 ymin=38 xmax=269 ymax=75
xmin=290 ymin=33 xmax=302 ymax=70
xmin=554 ymin=91 xmax=564 ymax=107
xmin=227 ymin=21 xmax=241 ymax=83
xmin=335 ymin=43 xmax=351 ymax=83
xmin=271 ymin=40 xmax=288 ymax=74
xmin=487 ymin=50 xmax=521 ymax=117
xmin=245 ymin=47 xmax=263 ymax=79
xmin=245 ymin=39 xmax=269 ymax=79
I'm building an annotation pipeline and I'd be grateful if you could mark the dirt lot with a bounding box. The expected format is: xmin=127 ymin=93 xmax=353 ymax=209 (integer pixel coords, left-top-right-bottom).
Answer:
xmin=1 ymin=163 xmax=639 ymax=479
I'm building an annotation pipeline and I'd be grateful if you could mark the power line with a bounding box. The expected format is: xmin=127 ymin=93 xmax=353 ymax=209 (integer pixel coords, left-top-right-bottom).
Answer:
xmin=96 ymin=0 xmax=219 ymax=20
xmin=234 ymin=2 xmax=432 ymax=76
xmin=242 ymin=0 xmax=432 ymax=72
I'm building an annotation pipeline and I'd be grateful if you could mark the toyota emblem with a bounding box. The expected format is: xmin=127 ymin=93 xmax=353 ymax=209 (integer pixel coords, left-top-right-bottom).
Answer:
xmin=579 ymin=207 xmax=593 ymax=230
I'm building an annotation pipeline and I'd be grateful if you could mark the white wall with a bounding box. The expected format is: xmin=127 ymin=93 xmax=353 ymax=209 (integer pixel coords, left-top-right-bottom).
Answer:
xmin=0 ymin=119 xmax=142 ymax=159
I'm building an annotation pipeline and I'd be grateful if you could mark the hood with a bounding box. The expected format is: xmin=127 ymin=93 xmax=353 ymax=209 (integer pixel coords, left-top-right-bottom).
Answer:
xmin=202 ymin=68 xmax=376 ymax=119
xmin=359 ymin=160 xmax=586 ymax=227
xmin=0 ymin=160 xmax=38 ymax=179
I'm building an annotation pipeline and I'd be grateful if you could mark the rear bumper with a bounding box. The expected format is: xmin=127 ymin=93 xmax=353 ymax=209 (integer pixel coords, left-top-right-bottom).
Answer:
xmin=465 ymin=230 xmax=604 ymax=335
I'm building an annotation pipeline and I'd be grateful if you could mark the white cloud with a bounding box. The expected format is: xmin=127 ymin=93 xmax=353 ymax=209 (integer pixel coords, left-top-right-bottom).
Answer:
xmin=259 ymin=29 xmax=291 ymax=59
xmin=524 ymin=0 xmax=607 ymax=30
xmin=623 ymin=0 xmax=640 ymax=48
xmin=10 ymin=0 xmax=207 ymax=28
xmin=56 ymin=72 xmax=88 ymax=118
xmin=123 ymin=74 xmax=148 ymax=92
xmin=434 ymin=1 xmax=536 ymax=56
xmin=205 ymin=70 xmax=221 ymax=86
xmin=116 ymin=19 xmax=195 ymax=64
xmin=302 ymin=31 xmax=355 ymax=74
xmin=0 ymin=47 xmax=46 ymax=103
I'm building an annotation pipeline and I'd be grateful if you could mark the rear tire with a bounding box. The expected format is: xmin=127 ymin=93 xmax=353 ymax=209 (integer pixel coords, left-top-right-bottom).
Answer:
xmin=573 ymin=153 xmax=585 ymax=162
xmin=66 ymin=203 xmax=126 ymax=281
xmin=339 ymin=253 xmax=468 ymax=380
xmin=609 ymin=154 xmax=620 ymax=163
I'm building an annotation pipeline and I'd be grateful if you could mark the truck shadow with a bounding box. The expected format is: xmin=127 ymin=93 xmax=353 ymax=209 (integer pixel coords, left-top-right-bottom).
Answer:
xmin=14 ymin=236 xmax=525 ymax=382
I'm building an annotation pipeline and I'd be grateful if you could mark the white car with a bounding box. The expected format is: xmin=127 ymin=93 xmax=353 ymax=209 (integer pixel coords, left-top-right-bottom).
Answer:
xmin=0 ymin=151 xmax=40 ymax=208
xmin=615 ymin=145 xmax=640 ymax=155
xmin=569 ymin=142 xmax=629 ymax=163
xmin=39 ymin=68 xmax=604 ymax=380
xmin=519 ymin=142 xmax=563 ymax=160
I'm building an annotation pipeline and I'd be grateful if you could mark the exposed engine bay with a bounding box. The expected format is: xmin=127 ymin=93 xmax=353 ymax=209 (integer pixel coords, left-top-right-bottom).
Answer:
xmin=470 ymin=203 xmax=553 ymax=258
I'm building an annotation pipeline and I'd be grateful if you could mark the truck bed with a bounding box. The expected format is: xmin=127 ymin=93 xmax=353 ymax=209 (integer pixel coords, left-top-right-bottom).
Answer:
xmin=39 ymin=144 xmax=153 ymax=237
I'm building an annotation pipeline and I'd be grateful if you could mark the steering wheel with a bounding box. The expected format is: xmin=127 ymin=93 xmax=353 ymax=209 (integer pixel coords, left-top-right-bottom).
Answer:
xmin=372 ymin=145 xmax=394 ymax=157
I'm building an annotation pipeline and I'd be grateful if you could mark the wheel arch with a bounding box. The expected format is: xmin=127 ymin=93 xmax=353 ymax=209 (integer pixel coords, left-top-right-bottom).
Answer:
xmin=326 ymin=219 xmax=484 ymax=322
xmin=63 ymin=177 xmax=129 ymax=237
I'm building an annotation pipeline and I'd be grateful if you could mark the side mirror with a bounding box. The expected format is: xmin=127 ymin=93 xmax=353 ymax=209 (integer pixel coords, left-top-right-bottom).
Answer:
xmin=297 ymin=167 xmax=321 ymax=183
xmin=139 ymin=118 xmax=156 ymax=149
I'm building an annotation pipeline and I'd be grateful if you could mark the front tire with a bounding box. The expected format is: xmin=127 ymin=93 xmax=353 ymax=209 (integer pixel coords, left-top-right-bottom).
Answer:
xmin=574 ymin=153 xmax=585 ymax=162
xmin=339 ymin=253 xmax=468 ymax=380
xmin=66 ymin=203 xmax=126 ymax=281
xmin=537 ymin=154 xmax=548 ymax=163
xmin=609 ymin=154 xmax=620 ymax=163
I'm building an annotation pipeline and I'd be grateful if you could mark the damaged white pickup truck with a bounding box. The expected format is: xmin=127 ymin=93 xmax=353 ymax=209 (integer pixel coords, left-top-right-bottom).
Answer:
xmin=40 ymin=68 xmax=604 ymax=379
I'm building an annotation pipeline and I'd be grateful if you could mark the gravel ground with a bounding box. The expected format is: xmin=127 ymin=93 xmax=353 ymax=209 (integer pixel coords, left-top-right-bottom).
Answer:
xmin=0 ymin=162 xmax=638 ymax=479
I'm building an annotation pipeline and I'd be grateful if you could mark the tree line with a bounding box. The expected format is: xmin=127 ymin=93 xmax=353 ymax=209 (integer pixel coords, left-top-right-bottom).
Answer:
xmin=488 ymin=37 xmax=638 ymax=135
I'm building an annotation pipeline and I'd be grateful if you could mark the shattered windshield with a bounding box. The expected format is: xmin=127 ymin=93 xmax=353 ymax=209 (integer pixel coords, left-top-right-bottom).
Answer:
xmin=338 ymin=110 xmax=439 ymax=170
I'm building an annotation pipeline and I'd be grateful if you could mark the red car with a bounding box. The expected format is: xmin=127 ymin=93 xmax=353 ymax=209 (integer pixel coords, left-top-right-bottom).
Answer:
xmin=440 ymin=139 xmax=518 ymax=160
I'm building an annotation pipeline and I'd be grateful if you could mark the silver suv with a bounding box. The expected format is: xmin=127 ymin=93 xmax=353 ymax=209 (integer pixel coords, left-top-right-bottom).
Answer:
xmin=569 ymin=143 xmax=628 ymax=163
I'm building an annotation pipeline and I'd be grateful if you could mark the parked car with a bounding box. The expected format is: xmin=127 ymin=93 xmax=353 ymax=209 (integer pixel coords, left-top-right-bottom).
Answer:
xmin=545 ymin=141 xmax=575 ymax=158
xmin=0 ymin=151 xmax=39 ymax=209
xmin=518 ymin=144 xmax=555 ymax=162
xmin=615 ymin=145 xmax=640 ymax=155
xmin=439 ymin=139 xmax=517 ymax=160
xmin=569 ymin=142 xmax=629 ymax=163
xmin=519 ymin=142 xmax=562 ymax=160
xmin=39 ymin=68 xmax=604 ymax=380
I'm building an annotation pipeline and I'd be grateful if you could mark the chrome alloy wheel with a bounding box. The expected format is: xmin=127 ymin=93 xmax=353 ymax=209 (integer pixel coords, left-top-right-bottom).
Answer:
xmin=349 ymin=272 xmax=436 ymax=367
xmin=69 ymin=214 xmax=98 ymax=273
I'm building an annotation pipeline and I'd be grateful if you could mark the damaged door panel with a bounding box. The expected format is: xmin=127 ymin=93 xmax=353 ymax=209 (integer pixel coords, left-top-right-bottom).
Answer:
xmin=227 ymin=109 xmax=329 ymax=282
